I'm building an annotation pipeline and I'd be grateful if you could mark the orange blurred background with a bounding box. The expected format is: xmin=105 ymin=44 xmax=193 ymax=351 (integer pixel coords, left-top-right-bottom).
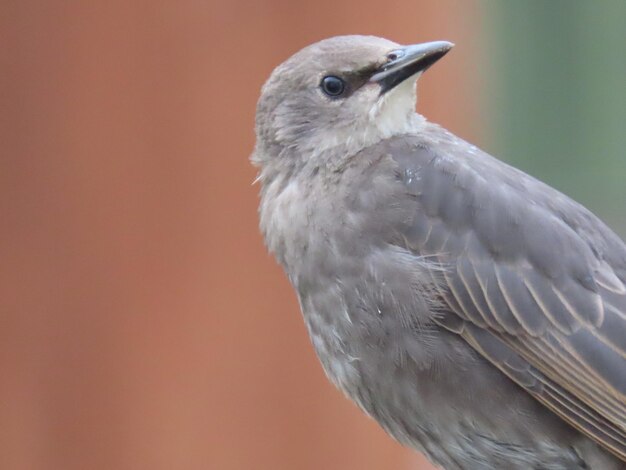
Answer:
xmin=1 ymin=2 xmax=484 ymax=469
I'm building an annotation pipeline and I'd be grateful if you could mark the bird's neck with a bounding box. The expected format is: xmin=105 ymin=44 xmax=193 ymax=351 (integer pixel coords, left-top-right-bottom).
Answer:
xmin=259 ymin=111 xmax=427 ymax=179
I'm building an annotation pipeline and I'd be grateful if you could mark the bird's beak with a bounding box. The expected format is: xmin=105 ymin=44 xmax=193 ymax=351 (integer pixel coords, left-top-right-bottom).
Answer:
xmin=370 ymin=41 xmax=454 ymax=94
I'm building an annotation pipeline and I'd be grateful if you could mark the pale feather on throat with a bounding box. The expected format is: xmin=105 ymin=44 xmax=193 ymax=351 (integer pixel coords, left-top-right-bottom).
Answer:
xmin=301 ymin=77 xmax=426 ymax=162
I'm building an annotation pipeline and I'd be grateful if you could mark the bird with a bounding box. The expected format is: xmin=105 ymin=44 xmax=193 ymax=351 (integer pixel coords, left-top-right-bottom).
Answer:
xmin=251 ymin=35 xmax=626 ymax=469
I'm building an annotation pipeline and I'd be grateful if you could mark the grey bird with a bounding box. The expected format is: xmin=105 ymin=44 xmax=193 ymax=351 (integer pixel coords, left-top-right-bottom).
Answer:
xmin=251 ymin=35 xmax=626 ymax=469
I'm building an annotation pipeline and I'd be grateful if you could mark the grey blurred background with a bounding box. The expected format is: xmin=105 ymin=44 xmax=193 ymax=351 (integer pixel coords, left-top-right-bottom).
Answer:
xmin=1 ymin=1 xmax=624 ymax=469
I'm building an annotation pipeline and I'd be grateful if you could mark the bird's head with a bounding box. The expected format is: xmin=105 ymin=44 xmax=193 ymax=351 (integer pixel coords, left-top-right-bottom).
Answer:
xmin=252 ymin=35 xmax=453 ymax=170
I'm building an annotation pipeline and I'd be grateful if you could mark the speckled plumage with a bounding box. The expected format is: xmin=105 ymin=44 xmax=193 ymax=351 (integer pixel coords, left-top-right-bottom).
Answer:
xmin=252 ymin=36 xmax=626 ymax=469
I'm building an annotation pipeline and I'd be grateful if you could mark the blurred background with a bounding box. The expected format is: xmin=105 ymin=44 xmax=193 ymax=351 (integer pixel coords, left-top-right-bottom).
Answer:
xmin=1 ymin=1 xmax=624 ymax=469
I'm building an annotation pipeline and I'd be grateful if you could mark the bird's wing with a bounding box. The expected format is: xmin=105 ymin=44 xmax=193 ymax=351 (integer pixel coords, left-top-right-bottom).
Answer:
xmin=386 ymin=130 xmax=626 ymax=461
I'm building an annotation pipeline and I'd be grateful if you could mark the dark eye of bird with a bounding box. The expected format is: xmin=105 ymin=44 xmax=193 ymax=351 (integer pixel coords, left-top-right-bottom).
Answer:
xmin=320 ymin=75 xmax=345 ymax=97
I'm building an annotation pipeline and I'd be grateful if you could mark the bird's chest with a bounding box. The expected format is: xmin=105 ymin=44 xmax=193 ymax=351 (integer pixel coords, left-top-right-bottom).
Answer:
xmin=260 ymin=171 xmax=361 ymax=277
xmin=261 ymin=169 xmax=429 ymax=388
xmin=291 ymin=241 xmax=439 ymax=418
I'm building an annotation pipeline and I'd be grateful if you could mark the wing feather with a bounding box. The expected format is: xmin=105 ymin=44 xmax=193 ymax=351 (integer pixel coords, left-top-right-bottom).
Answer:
xmin=387 ymin=132 xmax=626 ymax=461
xmin=436 ymin=254 xmax=626 ymax=459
